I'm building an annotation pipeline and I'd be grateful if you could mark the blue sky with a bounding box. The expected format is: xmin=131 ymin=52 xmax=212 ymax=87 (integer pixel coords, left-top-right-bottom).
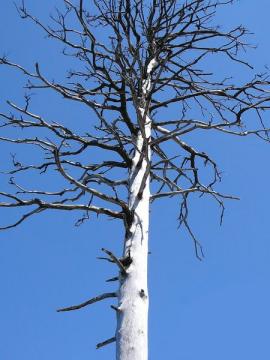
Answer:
xmin=0 ymin=1 xmax=270 ymax=359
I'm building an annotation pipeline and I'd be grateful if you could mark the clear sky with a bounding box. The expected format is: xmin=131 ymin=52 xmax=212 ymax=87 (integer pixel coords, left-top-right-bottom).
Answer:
xmin=0 ymin=1 xmax=270 ymax=359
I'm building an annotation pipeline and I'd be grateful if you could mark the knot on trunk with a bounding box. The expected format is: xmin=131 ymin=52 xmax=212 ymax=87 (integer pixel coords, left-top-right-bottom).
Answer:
xmin=119 ymin=254 xmax=133 ymax=269
xmin=139 ymin=289 xmax=147 ymax=299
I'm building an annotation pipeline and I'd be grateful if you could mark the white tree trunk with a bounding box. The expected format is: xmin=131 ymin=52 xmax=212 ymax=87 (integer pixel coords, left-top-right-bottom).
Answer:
xmin=116 ymin=58 xmax=156 ymax=360
xmin=116 ymin=124 xmax=151 ymax=360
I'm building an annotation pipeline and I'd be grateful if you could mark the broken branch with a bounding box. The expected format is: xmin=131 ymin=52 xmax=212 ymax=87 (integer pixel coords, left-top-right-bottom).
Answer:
xmin=96 ymin=336 xmax=116 ymax=349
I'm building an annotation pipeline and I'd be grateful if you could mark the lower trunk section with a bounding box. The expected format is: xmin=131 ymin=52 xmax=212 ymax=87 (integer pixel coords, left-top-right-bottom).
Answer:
xmin=116 ymin=211 xmax=149 ymax=360
xmin=116 ymin=131 xmax=150 ymax=360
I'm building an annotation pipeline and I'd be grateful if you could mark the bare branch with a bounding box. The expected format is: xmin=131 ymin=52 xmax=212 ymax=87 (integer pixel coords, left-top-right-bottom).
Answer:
xmin=101 ymin=248 xmax=128 ymax=275
xmin=57 ymin=292 xmax=117 ymax=312
xmin=106 ymin=276 xmax=119 ymax=282
xmin=96 ymin=336 xmax=116 ymax=349
xmin=1 ymin=0 xmax=270 ymax=280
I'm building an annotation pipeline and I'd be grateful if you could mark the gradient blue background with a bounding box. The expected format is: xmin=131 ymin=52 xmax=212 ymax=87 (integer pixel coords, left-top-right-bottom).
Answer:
xmin=1 ymin=1 xmax=270 ymax=359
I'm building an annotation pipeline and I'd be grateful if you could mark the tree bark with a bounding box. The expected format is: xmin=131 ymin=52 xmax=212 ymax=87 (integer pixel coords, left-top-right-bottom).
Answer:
xmin=116 ymin=123 xmax=151 ymax=360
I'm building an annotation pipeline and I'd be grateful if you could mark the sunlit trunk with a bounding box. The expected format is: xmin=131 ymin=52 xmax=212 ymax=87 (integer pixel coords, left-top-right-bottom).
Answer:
xmin=116 ymin=122 xmax=151 ymax=360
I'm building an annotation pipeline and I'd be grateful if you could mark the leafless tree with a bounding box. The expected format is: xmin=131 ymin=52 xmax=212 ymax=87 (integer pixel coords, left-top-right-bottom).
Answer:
xmin=1 ymin=1 xmax=270 ymax=359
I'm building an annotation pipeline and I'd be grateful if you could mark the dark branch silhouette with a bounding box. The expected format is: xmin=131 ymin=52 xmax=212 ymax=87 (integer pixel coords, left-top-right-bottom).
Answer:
xmin=2 ymin=0 xmax=269 ymax=256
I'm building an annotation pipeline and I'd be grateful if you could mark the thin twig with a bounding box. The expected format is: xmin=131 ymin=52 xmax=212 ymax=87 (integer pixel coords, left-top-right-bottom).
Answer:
xmin=106 ymin=276 xmax=119 ymax=282
xmin=57 ymin=292 xmax=117 ymax=312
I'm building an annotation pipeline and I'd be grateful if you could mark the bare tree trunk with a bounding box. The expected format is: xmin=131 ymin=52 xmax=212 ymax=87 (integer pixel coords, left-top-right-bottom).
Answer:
xmin=116 ymin=122 xmax=151 ymax=360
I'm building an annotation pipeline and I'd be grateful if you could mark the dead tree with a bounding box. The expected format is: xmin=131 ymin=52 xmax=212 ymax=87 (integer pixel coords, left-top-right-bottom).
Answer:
xmin=1 ymin=1 xmax=270 ymax=359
